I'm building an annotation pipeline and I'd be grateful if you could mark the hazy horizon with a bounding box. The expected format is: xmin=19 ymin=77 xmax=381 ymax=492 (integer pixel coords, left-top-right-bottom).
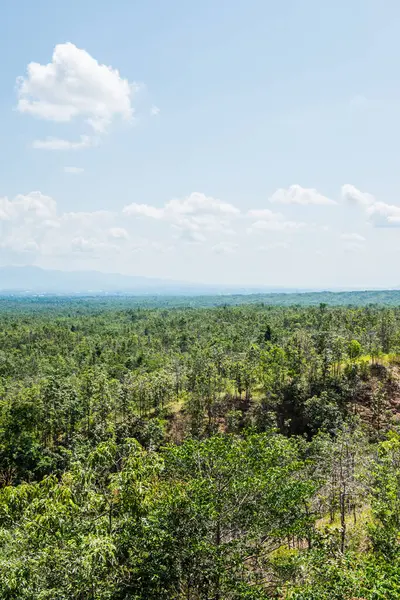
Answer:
xmin=0 ymin=265 xmax=398 ymax=294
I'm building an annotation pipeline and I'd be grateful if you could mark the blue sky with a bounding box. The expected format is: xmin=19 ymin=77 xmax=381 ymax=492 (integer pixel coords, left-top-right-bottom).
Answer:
xmin=1 ymin=0 xmax=400 ymax=288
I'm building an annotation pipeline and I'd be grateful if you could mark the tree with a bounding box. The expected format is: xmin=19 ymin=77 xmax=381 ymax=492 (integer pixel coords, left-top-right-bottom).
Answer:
xmin=347 ymin=339 xmax=362 ymax=361
xmin=157 ymin=433 xmax=316 ymax=598
xmin=369 ymin=432 xmax=400 ymax=556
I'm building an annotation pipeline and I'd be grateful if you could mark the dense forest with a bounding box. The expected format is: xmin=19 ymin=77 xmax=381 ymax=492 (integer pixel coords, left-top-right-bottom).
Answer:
xmin=5 ymin=287 xmax=400 ymax=310
xmin=2 ymin=298 xmax=400 ymax=598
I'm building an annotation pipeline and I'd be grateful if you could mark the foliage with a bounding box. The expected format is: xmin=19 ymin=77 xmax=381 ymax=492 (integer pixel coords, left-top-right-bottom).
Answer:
xmin=0 ymin=299 xmax=398 ymax=596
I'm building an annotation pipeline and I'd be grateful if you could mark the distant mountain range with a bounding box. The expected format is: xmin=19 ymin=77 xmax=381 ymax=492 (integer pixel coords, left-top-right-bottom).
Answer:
xmin=0 ymin=266 xmax=309 ymax=295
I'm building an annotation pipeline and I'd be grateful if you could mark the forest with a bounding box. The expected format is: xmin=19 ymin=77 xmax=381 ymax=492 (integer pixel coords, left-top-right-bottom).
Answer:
xmin=2 ymin=298 xmax=400 ymax=598
xmin=5 ymin=287 xmax=400 ymax=309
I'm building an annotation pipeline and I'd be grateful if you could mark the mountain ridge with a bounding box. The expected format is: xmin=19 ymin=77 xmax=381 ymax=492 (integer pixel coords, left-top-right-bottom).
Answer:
xmin=0 ymin=266 xmax=307 ymax=295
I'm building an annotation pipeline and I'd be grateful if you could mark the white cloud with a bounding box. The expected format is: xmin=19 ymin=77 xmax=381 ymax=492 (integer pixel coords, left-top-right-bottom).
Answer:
xmin=33 ymin=135 xmax=93 ymax=150
xmin=62 ymin=210 xmax=112 ymax=222
xmin=166 ymin=193 xmax=240 ymax=217
xmin=245 ymin=197 xmax=316 ymax=234
xmin=269 ymin=184 xmax=336 ymax=206
xmin=17 ymin=43 xmax=135 ymax=133
xmin=109 ymin=227 xmax=129 ymax=239
xmin=0 ymin=189 xmax=244 ymax=269
xmin=367 ymin=201 xmax=400 ymax=227
xmin=0 ymin=192 xmax=60 ymax=258
xmin=212 ymin=242 xmax=238 ymax=255
xmin=340 ymin=233 xmax=366 ymax=242
xmin=341 ymin=184 xmax=374 ymax=207
xmin=124 ymin=192 xmax=240 ymax=240
xmin=0 ymin=236 xmax=39 ymax=254
xmin=0 ymin=192 xmax=122 ymax=261
xmin=124 ymin=193 xmax=239 ymax=219
xmin=151 ymin=105 xmax=160 ymax=116
xmin=246 ymin=202 xmax=318 ymax=233
xmin=0 ymin=192 xmax=176 ymax=271
xmin=0 ymin=192 xmax=57 ymax=222
xmin=249 ymin=219 xmax=306 ymax=232
xmin=343 ymin=184 xmax=400 ymax=227
xmin=64 ymin=166 xmax=84 ymax=174
xmin=71 ymin=236 xmax=118 ymax=254
xmin=59 ymin=210 xmax=114 ymax=236
xmin=123 ymin=203 xmax=164 ymax=219
xmin=0 ymin=186 xmax=337 ymax=270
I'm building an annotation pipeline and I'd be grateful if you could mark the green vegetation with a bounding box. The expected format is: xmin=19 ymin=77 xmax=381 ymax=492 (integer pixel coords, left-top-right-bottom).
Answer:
xmin=2 ymin=298 xmax=400 ymax=597
xmin=5 ymin=287 xmax=400 ymax=311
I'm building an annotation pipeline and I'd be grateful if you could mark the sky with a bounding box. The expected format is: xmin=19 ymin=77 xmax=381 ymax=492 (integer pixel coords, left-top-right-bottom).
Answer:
xmin=1 ymin=0 xmax=400 ymax=288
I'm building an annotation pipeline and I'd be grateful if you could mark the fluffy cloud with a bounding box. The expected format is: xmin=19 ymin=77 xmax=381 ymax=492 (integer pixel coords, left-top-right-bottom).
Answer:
xmin=0 ymin=192 xmax=59 ymax=257
xmin=124 ymin=203 xmax=164 ymax=219
xmin=246 ymin=207 xmax=306 ymax=233
xmin=167 ymin=193 xmax=239 ymax=217
xmin=343 ymin=184 xmax=400 ymax=227
xmin=341 ymin=184 xmax=374 ymax=207
xmin=124 ymin=188 xmax=334 ymax=241
xmin=269 ymin=184 xmax=336 ymax=205
xmin=367 ymin=202 xmax=400 ymax=227
xmin=0 ymin=192 xmax=57 ymax=222
xmin=0 ymin=191 xmax=178 ymax=267
xmin=124 ymin=193 xmax=239 ymax=219
xmin=17 ymin=43 xmax=135 ymax=133
xmin=33 ymin=136 xmax=93 ymax=150
xmin=0 ymin=192 xmax=120 ymax=260
xmin=124 ymin=192 xmax=240 ymax=240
